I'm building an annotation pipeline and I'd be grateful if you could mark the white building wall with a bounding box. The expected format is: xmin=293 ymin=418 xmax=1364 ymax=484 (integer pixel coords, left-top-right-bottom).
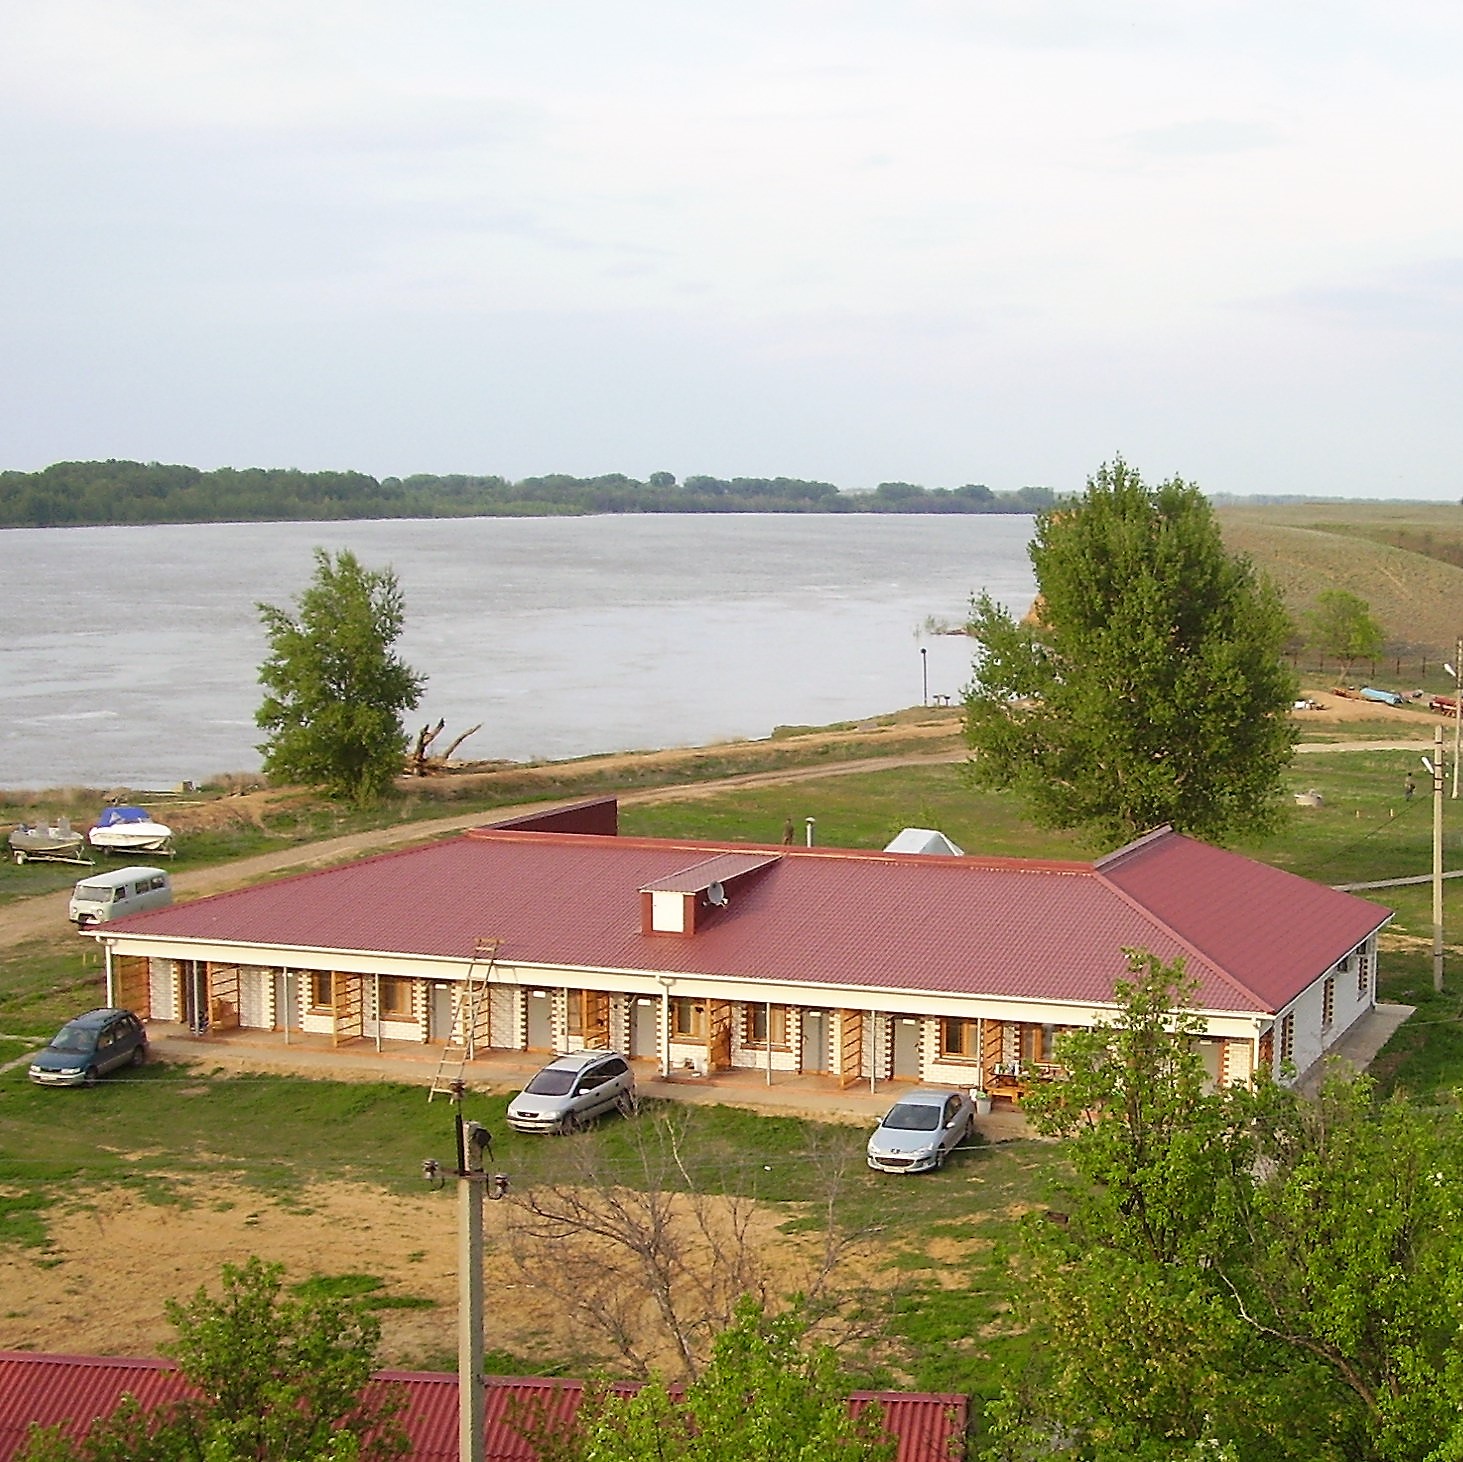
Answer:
xmin=149 ymin=959 xmax=179 ymax=1022
xmin=238 ymin=966 xmax=271 ymax=1029
xmin=489 ymin=986 xmax=517 ymax=1048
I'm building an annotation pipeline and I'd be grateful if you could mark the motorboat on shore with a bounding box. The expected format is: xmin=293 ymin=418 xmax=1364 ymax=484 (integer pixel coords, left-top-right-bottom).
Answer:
xmin=8 ymin=816 xmax=92 ymax=865
xmin=87 ymin=805 xmax=175 ymax=856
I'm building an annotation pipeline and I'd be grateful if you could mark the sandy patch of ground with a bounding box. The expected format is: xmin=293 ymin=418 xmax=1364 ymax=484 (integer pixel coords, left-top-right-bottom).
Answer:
xmin=0 ymin=1176 xmax=903 ymax=1374
xmin=0 ymin=1180 xmax=474 ymax=1366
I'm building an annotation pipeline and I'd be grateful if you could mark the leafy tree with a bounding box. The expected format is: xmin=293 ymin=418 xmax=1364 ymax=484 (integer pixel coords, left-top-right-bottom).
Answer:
xmin=963 ymin=457 xmax=1296 ymax=847
xmin=982 ymin=956 xmax=1463 ymax=1462
xmin=532 ymin=1298 xmax=896 ymax=1462
xmin=1306 ymin=588 xmax=1385 ymax=677
xmin=256 ymin=549 xmax=425 ymax=804
xmin=19 ymin=1257 xmax=407 ymax=1462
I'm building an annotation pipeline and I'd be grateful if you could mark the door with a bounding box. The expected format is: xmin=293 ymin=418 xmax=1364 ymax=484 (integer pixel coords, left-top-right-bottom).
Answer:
xmin=891 ymin=1016 xmax=921 ymax=1079
xmin=630 ymin=997 xmax=658 ymax=1059
xmin=526 ymin=991 xmax=554 ymax=1050
xmin=801 ymin=1010 xmax=829 ymax=1073
xmin=429 ymin=984 xmax=455 ymax=1043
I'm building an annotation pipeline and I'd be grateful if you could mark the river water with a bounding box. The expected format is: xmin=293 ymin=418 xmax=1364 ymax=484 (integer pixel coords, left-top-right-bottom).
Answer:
xmin=0 ymin=515 xmax=1036 ymax=791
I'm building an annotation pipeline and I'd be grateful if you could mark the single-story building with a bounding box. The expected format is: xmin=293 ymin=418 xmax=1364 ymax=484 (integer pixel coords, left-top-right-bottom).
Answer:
xmin=87 ymin=799 xmax=1392 ymax=1093
xmin=0 ymin=1351 xmax=966 ymax=1462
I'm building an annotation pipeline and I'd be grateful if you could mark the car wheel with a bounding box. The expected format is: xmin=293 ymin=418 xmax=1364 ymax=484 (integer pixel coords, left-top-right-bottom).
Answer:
xmin=13 ymin=850 xmax=25 ymax=865
xmin=83 ymin=1066 xmax=99 ymax=1088
xmin=616 ymin=1090 xmax=640 ymax=1117
xmin=560 ymin=1111 xmax=585 ymax=1136
xmin=130 ymin=1045 xmax=146 ymax=1068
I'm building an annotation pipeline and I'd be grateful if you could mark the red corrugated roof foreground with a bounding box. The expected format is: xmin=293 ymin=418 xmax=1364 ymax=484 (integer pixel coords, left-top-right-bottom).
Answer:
xmin=0 ymin=1353 xmax=966 ymax=1462
xmin=109 ymin=819 xmax=1390 ymax=1017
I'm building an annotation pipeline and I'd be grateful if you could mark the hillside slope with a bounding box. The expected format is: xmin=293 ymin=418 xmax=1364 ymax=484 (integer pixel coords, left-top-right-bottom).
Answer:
xmin=1218 ymin=507 xmax=1463 ymax=657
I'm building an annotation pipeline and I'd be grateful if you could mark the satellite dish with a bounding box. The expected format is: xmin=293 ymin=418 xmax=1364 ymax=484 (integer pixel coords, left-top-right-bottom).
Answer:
xmin=706 ymin=882 xmax=727 ymax=907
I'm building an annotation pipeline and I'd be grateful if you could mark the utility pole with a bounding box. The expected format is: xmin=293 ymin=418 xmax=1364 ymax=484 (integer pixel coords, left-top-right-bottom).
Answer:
xmin=423 ymin=1086 xmax=508 ymax=1462
xmin=1425 ymin=725 xmax=1445 ymax=993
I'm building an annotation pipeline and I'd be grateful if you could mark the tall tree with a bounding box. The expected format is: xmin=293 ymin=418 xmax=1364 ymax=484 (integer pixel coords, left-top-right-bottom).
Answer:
xmin=963 ymin=457 xmax=1296 ymax=846
xmin=1306 ymin=588 xmax=1385 ymax=677
xmin=19 ymin=1257 xmax=407 ymax=1461
xmin=982 ymin=956 xmax=1463 ymax=1462
xmin=256 ymin=549 xmax=425 ymax=804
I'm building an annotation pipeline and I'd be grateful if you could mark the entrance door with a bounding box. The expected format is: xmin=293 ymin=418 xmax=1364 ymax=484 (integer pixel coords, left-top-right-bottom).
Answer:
xmin=526 ymin=991 xmax=554 ymax=1050
xmin=429 ymin=984 xmax=455 ymax=1043
xmin=801 ymin=1010 xmax=829 ymax=1073
xmin=891 ymin=1016 xmax=922 ymax=1079
xmin=630 ymin=997 xmax=658 ymax=1060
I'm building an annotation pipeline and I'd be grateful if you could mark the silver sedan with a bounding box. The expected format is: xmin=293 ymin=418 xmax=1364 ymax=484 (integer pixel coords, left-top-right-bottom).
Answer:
xmin=866 ymin=1087 xmax=975 ymax=1174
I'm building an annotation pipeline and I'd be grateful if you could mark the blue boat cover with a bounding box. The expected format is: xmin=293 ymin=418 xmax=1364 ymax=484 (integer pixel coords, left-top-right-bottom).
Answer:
xmin=94 ymin=806 xmax=152 ymax=826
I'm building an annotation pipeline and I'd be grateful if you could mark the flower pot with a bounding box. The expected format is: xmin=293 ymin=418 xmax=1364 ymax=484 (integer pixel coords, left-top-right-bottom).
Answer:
xmin=974 ymin=1094 xmax=993 ymax=1117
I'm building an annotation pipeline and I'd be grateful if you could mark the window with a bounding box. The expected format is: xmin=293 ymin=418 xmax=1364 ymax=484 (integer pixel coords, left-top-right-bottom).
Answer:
xmin=744 ymin=1004 xmax=789 ymax=1048
xmin=378 ymin=977 xmax=412 ymax=1018
xmin=1356 ymin=949 xmax=1371 ymax=999
xmin=671 ymin=997 xmax=707 ymax=1042
xmin=310 ymin=972 xmax=333 ymax=1010
xmin=1279 ymin=1011 xmax=1295 ymax=1066
xmin=940 ymin=1018 xmax=979 ymax=1060
xmin=1021 ymin=1023 xmax=1064 ymax=1063
xmin=1321 ymin=976 xmax=1335 ymax=1031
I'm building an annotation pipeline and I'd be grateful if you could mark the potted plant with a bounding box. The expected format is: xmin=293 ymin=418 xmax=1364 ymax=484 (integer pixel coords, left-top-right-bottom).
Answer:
xmin=971 ymin=1087 xmax=993 ymax=1117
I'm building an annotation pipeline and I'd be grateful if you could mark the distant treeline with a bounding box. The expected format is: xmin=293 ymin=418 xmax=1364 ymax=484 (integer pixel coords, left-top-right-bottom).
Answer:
xmin=0 ymin=461 xmax=1059 ymax=528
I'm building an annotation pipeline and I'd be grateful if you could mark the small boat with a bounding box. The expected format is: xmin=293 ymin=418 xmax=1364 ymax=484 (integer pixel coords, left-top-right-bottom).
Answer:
xmin=88 ymin=805 xmax=175 ymax=856
xmin=9 ymin=816 xmax=92 ymax=865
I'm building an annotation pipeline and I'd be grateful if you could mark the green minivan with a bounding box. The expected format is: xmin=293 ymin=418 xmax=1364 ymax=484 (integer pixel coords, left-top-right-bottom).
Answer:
xmin=28 ymin=1008 xmax=148 ymax=1087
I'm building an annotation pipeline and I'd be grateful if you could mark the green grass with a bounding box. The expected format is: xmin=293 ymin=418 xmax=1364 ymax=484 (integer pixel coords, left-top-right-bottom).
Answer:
xmin=290 ymin=1273 xmax=437 ymax=1311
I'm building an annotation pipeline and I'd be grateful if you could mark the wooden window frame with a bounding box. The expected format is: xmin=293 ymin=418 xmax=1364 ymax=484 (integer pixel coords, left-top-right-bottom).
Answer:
xmin=1321 ymin=976 xmax=1335 ymax=1031
xmin=939 ymin=1017 xmax=979 ymax=1061
xmin=743 ymin=1004 xmax=790 ymax=1050
xmin=378 ymin=976 xmax=414 ymax=1020
xmin=1279 ymin=1011 xmax=1296 ymax=1065
xmin=309 ymin=971 xmax=333 ymax=1012
xmin=671 ymin=997 xmax=708 ymax=1043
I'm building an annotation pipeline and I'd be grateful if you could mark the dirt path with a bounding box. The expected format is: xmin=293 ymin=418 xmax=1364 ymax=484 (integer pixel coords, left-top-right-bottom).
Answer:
xmin=0 ymin=747 xmax=964 ymax=951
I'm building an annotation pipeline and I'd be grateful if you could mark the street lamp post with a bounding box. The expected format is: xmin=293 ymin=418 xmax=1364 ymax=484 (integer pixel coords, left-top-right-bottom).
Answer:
xmin=920 ymin=646 xmax=928 ymax=706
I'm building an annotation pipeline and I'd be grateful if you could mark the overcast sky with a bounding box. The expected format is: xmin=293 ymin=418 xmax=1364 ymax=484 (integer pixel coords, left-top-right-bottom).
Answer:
xmin=3 ymin=2 xmax=1461 ymax=499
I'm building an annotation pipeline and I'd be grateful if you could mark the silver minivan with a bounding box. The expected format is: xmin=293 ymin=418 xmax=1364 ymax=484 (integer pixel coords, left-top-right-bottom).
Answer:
xmin=506 ymin=1050 xmax=638 ymax=1134
xmin=70 ymin=866 xmax=172 ymax=927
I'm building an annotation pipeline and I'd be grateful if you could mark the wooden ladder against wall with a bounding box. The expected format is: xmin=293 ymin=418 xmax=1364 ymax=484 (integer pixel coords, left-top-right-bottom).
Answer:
xmin=332 ymin=971 xmax=365 ymax=1047
xmin=428 ymin=937 xmax=500 ymax=1102
xmin=210 ymin=964 xmax=241 ymax=1032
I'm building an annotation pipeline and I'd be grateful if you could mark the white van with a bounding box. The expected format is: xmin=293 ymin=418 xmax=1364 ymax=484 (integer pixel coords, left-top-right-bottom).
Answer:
xmin=70 ymin=866 xmax=172 ymax=928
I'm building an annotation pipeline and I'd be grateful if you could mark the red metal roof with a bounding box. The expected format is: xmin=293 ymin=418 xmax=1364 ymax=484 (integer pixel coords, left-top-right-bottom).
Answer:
xmin=0 ymin=1355 xmax=965 ymax=1462
xmin=105 ymin=823 xmax=1391 ymax=1017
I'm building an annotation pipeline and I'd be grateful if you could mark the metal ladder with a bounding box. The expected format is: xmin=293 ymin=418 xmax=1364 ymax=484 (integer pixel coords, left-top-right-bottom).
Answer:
xmin=428 ymin=936 xmax=500 ymax=1101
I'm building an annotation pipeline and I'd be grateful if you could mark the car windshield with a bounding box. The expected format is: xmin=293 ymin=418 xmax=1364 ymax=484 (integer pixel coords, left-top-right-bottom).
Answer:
xmin=523 ymin=1068 xmax=577 ymax=1096
xmin=881 ymin=1102 xmax=941 ymax=1132
xmin=50 ymin=1024 xmax=96 ymax=1054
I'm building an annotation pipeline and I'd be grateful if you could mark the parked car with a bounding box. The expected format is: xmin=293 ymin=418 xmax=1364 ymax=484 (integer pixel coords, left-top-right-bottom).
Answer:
xmin=866 ymin=1087 xmax=974 ymax=1173
xmin=506 ymin=1050 xmax=637 ymax=1134
xmin=28 ymin=1008 xmax=148 ymax=1087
